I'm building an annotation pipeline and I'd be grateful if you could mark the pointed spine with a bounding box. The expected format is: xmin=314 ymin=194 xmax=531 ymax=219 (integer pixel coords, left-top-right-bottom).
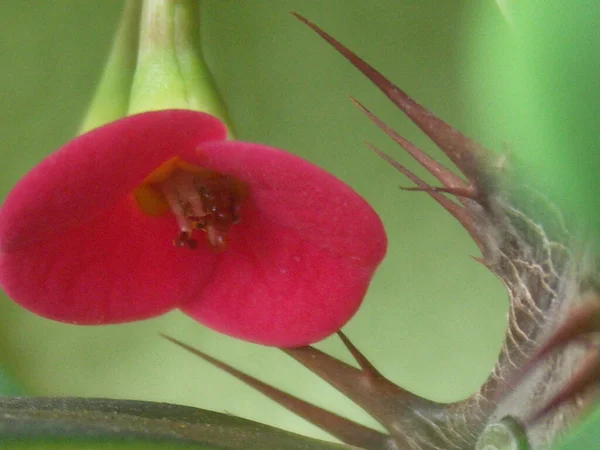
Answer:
xmin=350 ymin=97 xmax=470 ymax=193
xmin=293 ymin=12 xmax=495 ymax=182
xmin=161 ymin=335 xmax=390 ymax=449
xmin=367 ymin=143 xmax=486 ymax=252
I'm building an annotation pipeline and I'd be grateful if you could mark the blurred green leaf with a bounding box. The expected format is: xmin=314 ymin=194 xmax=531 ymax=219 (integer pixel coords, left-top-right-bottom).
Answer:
xmin=0 ymin=397 xmax=355 ymax=450
xmin=465 ymin=0 xmax=600 ymax=236
xmin=551 ymin=406 xmax=600 ymax=450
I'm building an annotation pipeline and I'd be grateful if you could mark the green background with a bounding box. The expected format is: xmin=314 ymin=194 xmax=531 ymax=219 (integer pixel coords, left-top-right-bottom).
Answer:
xmin=0 ymin=1 xmax=596 ymax=448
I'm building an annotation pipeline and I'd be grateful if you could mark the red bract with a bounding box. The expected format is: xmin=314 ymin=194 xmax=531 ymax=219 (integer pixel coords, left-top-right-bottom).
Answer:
xmin=0 ymin=109 xmax=386 ymax=347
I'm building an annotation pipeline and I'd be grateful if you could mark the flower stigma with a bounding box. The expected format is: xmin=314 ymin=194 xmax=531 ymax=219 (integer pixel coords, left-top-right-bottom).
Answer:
xmin=133 ymin=158 xmax=247 ymax=251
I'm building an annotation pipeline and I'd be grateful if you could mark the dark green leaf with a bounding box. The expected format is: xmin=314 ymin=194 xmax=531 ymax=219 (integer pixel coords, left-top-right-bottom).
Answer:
xmin=0 ymin=397 xmax=356 ymax=450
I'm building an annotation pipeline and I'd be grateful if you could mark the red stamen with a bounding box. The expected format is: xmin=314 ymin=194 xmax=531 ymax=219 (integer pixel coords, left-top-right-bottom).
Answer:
xmin=154 ymin=169 xmax=245 ymax=250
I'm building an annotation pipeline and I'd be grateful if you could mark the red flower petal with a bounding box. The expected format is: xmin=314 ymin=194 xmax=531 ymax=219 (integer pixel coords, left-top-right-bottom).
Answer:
xmin=0 ymin=110 xmax=387 ymax=346
xmin=179 ymin=141 xmax=387 ymax=346
xmin=0 ymin=110 xmax=226 ymax=323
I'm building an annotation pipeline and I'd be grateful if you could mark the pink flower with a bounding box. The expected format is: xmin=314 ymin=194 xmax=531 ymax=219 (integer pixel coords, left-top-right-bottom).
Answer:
xmin=0 ymin=109 xmax=386 ymax=347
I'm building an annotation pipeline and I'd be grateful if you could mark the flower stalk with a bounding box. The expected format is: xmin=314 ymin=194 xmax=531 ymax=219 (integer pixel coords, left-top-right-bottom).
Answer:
xmin=78 ymin=0 xmax=141 ymax=133
xmin=128 ymin=0 xmax=189 ymax=113
xmin=173 ymin=0 xmax=235 ymax=133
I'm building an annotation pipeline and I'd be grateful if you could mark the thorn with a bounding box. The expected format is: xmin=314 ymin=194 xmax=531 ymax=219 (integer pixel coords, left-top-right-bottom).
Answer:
xmin=367 ymin=143 xmax=485 ymax=251
xmin=161 ymin=334 xmax=390 ymax=449
xmin=293 ymin=12 xmax=494 ymax=182
xmin=337 ymin=331 xmax=381 ymax=377
xmin=510 ymin=301 xmax=600 ymax=392
xmin=282 ymin=343 xmax=443 ymax=442
xmin=470 ymin=255 xmax=488 ymax=266
xmin=527 ymin=341 xmax=600 ymax=424
xmin=350 ymin=96 xmax=470 ymax=192
xmin=500 ymin=297 xmax=600 ymax=424
xmin=532 ymin=301 xmax=600 ymax=363
xmin=399 ymin=185 xmax=476 ymax=199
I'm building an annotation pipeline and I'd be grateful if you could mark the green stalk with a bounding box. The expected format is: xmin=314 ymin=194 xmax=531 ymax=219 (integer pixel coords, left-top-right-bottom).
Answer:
xmin=128 ymin=0 xmax=188 ymax=113
xmin=173 ymin=0 xmax=235 ymax=136
xmin=78 ymin=0 xmax=141 ymax=134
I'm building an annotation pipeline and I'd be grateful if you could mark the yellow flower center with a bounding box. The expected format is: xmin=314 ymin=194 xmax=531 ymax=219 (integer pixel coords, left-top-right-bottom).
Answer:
xmin=133 ymin=158 xmax=246 ymax=250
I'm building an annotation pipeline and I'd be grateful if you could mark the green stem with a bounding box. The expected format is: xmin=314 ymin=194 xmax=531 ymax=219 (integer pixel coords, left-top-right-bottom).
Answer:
xmin=128 ymin=0 xmax=188 ymax=113
xmin=78 ymin=0 xmax=141 ymax=134
xmin=173 ymin=0 xmax=235 ymax=136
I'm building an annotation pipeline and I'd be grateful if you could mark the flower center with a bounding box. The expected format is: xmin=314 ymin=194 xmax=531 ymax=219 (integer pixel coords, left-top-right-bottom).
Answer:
xmin=133 ymin=158 xmax=246 ymax=251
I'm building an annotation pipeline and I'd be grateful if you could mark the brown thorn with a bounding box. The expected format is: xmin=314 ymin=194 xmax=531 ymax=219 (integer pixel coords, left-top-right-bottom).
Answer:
xmin=399 ymin=185 xmax=476 ymax=199
xmin=470 ymin=255 xmax=488 ymax=266
xmin=367 ymin=143 xmax=485 ymax=251
xmin=336 ymin=331 xmax=381 ymax=377
xmin=532 ymin=300 xmax=600 ymax=363
xmin=527 ymin=342 xmax=600 ymax=424
xmin=293 ymin=12 xmax=493 ymax=181
xmin=282 ymin=344 xmax=441 ymax=442
xmin=160 ymin=335 xmax=389 ymax=449
xmin=508 ymin=300 xmax=600 ymax=392
xmin=350 ymin=96 xmax=470 ymax=192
